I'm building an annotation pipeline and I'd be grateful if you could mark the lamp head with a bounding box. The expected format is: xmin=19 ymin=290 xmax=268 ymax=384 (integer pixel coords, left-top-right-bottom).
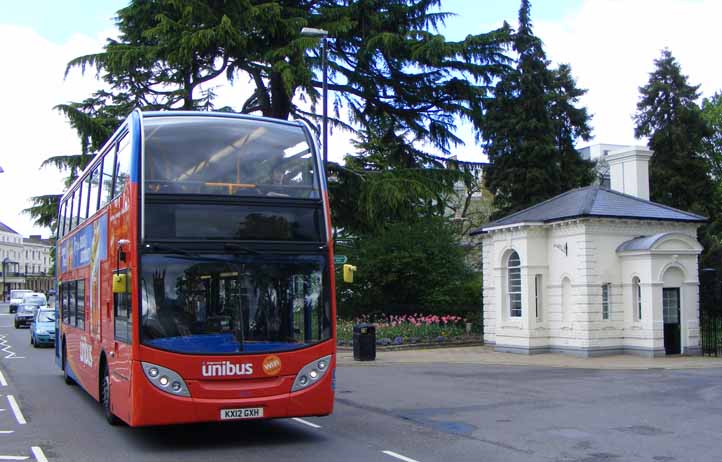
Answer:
xmin=300 ymin=27 xmax=329 ymax=38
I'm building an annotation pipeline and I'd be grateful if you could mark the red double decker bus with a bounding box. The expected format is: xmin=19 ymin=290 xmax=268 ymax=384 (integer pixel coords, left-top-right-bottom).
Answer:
xmin=54 ymin=110 xmax=336 ymax=426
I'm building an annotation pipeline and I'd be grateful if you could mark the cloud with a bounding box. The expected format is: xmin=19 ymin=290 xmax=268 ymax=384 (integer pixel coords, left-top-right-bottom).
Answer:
xmin=535 ymin=0 xmax=722 ymax=145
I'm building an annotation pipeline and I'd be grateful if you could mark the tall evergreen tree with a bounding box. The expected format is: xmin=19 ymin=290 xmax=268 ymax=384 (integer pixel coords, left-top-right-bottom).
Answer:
xmin=635 ymin=49 xmax=721 ymax=273
xmin=634 ymin=49 xmax=714 ymax=216
xmin=550 ymin=64 xmax=595 ymax=191
xmin=482 ymin=0 xmax=593 ymax=218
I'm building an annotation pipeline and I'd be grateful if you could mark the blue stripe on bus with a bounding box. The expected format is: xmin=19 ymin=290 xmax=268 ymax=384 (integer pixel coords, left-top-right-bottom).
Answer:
xmin=144 ymin=334 xmax=308 ymax=354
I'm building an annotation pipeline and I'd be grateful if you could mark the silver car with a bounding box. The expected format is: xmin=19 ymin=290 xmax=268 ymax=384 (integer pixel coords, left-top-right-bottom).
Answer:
xmin=14 ymin=303 xmax=42 ymax=328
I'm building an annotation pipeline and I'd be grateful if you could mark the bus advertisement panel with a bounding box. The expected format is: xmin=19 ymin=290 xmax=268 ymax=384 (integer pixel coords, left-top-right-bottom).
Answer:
xmin=55 ymin=111 xmax=336 ymax=426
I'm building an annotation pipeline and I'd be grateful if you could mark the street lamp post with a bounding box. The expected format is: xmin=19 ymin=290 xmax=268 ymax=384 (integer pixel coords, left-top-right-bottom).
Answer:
xmin=2 ymin=257 xmax=8 ymax=302
xmin=300 ymin=27 xmax=329 ymax=173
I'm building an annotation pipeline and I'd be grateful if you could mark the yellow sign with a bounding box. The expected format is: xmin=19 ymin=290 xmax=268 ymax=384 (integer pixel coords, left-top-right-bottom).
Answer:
xmin=112 ymin=273 xmax=130 ymax=293
xmin=343 ymin=264 xmax=357 ymax=283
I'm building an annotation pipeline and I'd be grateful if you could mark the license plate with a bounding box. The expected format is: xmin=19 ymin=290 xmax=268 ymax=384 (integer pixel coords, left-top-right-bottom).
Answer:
xmin=220 ymin=407 xmax=264 ymax=420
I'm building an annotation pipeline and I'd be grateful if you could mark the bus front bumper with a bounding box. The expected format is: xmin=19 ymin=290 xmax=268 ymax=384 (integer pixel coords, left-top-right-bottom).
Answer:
xmin=129 ymin=361 xmax=335 ymax=427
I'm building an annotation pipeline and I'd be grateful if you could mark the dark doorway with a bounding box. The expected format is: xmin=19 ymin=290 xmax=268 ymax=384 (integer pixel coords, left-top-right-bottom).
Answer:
xmin=663 ymin=288 xmax=681 ymax=355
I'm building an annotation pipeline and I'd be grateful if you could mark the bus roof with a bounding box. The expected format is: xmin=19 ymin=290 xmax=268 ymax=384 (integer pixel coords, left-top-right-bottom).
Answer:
xmin=140 ymin=111 xmax=306 ymax=129
xmin=59 ymin=110 xmax=311 ymax=204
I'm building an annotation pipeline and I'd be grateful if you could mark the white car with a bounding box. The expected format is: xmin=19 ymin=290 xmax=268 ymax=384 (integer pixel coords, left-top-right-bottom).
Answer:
xmin=22 ymin=292 xmax=47 ymax=307
xmin=9 ymin=289 xmax=32 ymax=314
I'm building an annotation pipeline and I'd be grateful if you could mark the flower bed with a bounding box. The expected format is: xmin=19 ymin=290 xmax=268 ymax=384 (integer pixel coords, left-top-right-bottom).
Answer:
xmin=337 ymin=314 xmax=478 ymax=346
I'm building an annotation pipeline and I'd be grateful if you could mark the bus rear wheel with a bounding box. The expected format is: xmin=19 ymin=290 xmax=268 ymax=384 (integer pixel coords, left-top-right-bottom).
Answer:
xmin=62 ymin=342 xmax=74 ymax=385
xmin=101 ymin=366 xmax=120 ymax=426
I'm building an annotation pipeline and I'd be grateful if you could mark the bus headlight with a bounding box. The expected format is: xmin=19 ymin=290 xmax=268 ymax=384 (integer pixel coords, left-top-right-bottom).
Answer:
xmin=142 ymin=362 xmax=190 ymax=397
xmin=292 ymin=355 xmax=332 ymax=392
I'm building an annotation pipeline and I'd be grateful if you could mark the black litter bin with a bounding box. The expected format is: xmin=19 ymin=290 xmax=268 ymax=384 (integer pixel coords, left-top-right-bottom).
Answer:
xmin=353 ymin=323 xmax=376 ymax=361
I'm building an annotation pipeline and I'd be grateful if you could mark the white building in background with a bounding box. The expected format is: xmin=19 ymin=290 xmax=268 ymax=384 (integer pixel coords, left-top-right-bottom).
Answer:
xmin=23 ymin=235 xmax=53 ymax=275
xmin=473 ymin=145 xmax=705 ymax=357
xmin=0 ymin=222 xmax=54 ymax=297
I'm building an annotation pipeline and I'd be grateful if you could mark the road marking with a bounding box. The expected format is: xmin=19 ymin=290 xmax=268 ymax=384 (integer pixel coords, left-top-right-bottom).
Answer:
xmin=0 ymin=431 xmax=13 ymax=434
xmin=30 ymin=447 xmax=47 ymax=462
xmin=292 ymin=417 xmax=322 ymax=429
xmin=0 ymin=335 xmax=24 ymax=360
xmin=6 ymin=396 xmax=26 ymax=425
xmin=382 ymin=450 xmax=421 ymax=462
xmin=0 ymin=456 xmax=28 ymax=461
xmin=0 ymin=370 xmax=6 ymax=386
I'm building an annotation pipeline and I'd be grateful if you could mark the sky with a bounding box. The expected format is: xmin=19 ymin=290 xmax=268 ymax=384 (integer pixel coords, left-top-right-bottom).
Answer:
xmin=0 ymin=0 xmax=720 ymax=238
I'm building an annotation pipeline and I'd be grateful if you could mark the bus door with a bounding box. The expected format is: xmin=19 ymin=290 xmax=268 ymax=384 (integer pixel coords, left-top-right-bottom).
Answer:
xmin=110 ymin=268 xmax=133 ymax=421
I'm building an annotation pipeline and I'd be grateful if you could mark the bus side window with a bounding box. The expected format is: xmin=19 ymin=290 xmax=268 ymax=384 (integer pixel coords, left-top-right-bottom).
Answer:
xmin=60 ymin=283 xmax=68 ymax=324
xmin=68 ymin=191 xmax=76 ymax=232
xmin=114 ymin=135 xmax=131 ymax=198
xmin=100 ymin=150 xmax=116 ymax=209
xmin=60 ymin=201 xmax=67 ymax=238
xmin=68 ymin=281 xmax=77 ymax=326
xmin=76 ymin=182 xmax=85 ymax=225
xmin=77 ymin=280 xmax=85 ymax=330
xmin=82 ymin=174 xmax=92 ymax=222
xmin=114 ymin=269 xmax=132 ymax=343
xmin=88 ymin=166 xmax=100 ymax=217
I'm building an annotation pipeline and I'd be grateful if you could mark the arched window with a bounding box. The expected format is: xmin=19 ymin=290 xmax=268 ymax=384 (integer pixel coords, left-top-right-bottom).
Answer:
xmin=632 ymin=277 xmax=642 ymax=321
xmin=508 ymin=251 xmax=522 ymax=318
xmin=562 ymin=277 xmax=572 ymax=322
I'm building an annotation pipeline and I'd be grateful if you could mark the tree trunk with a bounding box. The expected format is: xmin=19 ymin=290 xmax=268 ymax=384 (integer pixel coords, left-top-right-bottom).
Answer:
xmin=269 ymin=71 xmax=292 ymax=120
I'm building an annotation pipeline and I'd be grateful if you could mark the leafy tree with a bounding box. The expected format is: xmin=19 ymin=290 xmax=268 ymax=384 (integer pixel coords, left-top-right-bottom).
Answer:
xmin=701 ymin=92 xmax=722 ymax=183
xmin=47 ymin=1 xmax=511 ymax=236
xmin=67 ymin=0 xmax=511 ymax=151
xmin=482 ymin=0 xmax=593 ymax=218
xmin=336 ymin=218 xmax=476 ymax=318
xmin=634 ymin=49 xmax=721 ymax=273
xmin=330 ymin=115 xmax=464 ymax=235
xmin=68 ymin=0 xmax=237 ymax=111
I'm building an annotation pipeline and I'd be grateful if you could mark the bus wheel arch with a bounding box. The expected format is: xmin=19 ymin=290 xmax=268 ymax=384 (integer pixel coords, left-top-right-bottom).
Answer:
xmin=98 ymin=351 xmax=120 ymax=425
xmin=98 ymin=351 xmax=108 ymax=399
xmin=62 ymin=337 xmax=74 ymax=385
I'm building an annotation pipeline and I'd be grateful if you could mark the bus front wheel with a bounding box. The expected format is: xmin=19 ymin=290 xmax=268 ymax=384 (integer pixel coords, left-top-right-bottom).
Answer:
xmin=101 ymin=366 xmax=120 ymax=426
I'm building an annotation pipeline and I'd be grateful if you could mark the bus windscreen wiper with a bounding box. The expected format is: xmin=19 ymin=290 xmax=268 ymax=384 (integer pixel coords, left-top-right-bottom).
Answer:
xmin=224 ymin=243 xmax=260 ymax=255
xmin=144 ymin=244 xmax=232 ymax=263
xmin=145 ymin=243 xmax=201 ymax=257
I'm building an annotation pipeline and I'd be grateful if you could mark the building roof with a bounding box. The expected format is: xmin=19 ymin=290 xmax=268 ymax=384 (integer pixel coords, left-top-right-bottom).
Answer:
xmin=472 ymin=186 xmax=707 ymax=235
xmin=0 ymin=221 xmax=20 ymax=235
xmin=23 ymin=235 xmax=52 ymax=246
xmin=616 ymin=232 xmax=703 ymax=253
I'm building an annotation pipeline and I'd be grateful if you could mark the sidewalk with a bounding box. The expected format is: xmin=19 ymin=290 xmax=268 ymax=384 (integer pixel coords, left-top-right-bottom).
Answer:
xmin=337 ymin=344 xmax=722 ymax=370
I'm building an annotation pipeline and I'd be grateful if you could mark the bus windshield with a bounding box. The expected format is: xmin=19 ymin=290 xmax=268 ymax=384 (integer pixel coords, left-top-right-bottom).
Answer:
xmin=140 ymin=253 xmax=331 ymax=355
xmin=143 ymin=116 xmax=319 ymax=199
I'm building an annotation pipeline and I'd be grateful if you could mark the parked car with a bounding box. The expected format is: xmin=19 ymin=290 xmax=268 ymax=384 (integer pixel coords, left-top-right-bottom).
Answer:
xmin=14 ymin=303 xmax=41 ymax=328
xmin=8 ymin=289 xmax=32 ymax=313
xmin=30 ymin=308 xmax=56 ymax=347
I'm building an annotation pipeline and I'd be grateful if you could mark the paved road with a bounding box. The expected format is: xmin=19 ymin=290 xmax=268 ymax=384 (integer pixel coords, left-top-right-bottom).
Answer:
xmin=1 ymin=303 xmax=721 ymax=462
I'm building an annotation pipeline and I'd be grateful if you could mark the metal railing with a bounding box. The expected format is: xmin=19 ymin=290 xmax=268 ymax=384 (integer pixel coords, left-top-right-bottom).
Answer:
xmin=700 ymin=269 xmax=722 ymax=357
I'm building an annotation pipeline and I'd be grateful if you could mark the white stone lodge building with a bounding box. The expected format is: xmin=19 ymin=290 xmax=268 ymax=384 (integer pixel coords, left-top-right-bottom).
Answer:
xmin=473 ymin=146 xmax=705 ymax=357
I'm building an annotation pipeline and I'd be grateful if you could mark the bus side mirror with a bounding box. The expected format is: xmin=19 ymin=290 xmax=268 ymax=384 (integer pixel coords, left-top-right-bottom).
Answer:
xmin=118 ymin=239 xmax=130 ymax=263
xmin=343 ymin=264 xmax=357 ymax=283
xmin=112 ymin=273 xmax=130 ymax=294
